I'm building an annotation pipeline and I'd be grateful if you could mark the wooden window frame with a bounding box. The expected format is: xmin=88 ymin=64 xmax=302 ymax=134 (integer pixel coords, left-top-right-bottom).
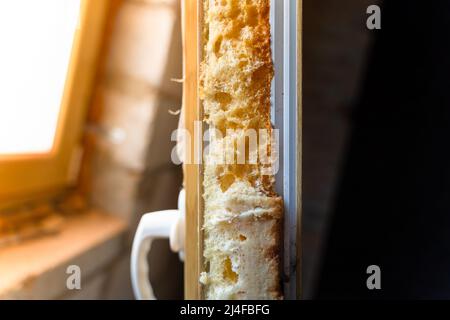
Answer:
xmin=0 ymin=0 xmax=111 ymax=207
xmin=182 ymin=0 xmax=202 ymax=300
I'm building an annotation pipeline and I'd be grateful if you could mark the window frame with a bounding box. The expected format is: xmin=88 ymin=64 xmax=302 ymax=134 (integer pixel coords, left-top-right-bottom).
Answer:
xmin=0 ymin=0 xmax=111 ymax=206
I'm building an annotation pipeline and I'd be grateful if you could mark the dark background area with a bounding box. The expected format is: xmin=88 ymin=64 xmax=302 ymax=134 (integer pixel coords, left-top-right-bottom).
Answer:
xmin=303 ymin=0 xmax=448 ymax=298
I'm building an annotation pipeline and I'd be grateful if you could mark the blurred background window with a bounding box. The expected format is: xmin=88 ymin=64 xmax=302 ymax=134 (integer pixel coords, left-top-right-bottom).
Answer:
xmin=0 ymin=0 xmax=109 ymax=203
xmin=0 ymin=0 xmax=81 ymax=155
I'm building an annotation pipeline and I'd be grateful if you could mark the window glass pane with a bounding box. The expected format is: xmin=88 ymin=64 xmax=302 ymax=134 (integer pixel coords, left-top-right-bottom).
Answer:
xmin=0 ymin=0 xmax=81 ymax=155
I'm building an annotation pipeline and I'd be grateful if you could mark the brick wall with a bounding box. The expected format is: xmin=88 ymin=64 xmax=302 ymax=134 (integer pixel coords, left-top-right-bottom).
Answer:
xmin=79 ymin=0 xmax=184 ymax=299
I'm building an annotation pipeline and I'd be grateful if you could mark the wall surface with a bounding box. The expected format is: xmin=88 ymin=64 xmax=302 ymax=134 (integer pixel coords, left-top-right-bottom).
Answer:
xmin=302 ymin=0 xmax=378 ymax=298
xmin=79 ymin=0 xmax=184 ymax=300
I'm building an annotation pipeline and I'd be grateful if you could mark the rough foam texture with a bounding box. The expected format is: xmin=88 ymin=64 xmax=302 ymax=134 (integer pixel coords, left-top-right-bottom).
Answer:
xmin=200 ymin=0 xmax=283 ymax=300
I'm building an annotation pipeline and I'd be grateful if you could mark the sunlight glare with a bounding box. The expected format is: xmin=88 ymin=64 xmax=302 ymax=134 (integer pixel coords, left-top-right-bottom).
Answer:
xmin=0 ymin=0 xmax=81 ymax=154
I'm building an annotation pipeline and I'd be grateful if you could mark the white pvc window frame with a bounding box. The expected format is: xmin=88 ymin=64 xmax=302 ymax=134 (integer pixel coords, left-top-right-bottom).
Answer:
xmin=271 ymin=0 xmax=299 ymax=300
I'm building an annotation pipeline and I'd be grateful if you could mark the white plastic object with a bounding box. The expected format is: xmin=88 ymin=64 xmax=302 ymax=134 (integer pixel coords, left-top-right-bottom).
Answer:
xmin=131 ymin=189 xmax=186 ymax=300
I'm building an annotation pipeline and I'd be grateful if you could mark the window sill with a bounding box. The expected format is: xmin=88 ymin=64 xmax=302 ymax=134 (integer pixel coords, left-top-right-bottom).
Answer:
xmin=0 ymin=210 xmax=127 ymax=299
